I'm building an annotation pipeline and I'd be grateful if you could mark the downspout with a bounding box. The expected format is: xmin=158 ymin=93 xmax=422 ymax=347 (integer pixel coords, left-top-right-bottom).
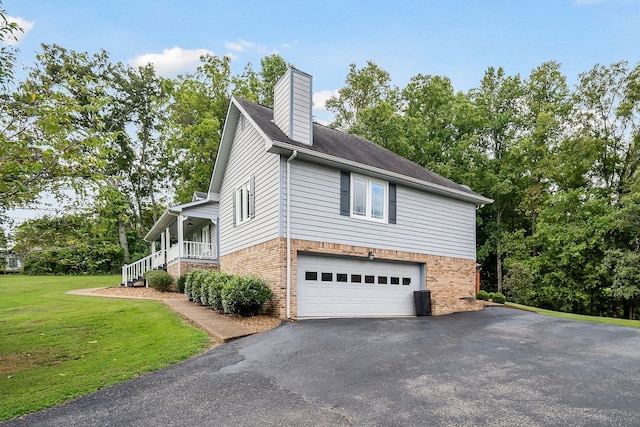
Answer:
xmin=286 ymin=150 xmax=298 ymax=319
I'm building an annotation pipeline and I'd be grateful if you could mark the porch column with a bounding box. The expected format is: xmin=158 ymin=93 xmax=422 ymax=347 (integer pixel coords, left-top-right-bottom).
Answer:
xmin=177 ymin=215 xmax=184 ymax=258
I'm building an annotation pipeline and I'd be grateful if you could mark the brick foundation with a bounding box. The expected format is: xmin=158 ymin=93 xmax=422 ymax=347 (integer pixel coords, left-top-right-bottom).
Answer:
xmin=220 ymin=238 xmax=482 ymax=319
xmin=220 ymin=238 xmax=287 ymax=317
xmin=166 ymin=259 xmax=219 ymax=280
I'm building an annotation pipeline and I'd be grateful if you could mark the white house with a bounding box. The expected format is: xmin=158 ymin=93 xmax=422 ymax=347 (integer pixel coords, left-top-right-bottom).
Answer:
xmin=123 ymin=68 xmax=492 ymax=319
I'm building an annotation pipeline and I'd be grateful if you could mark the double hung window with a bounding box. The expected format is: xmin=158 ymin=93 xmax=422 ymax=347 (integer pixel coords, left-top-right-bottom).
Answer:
xmin=233 ymin=177 xmax=255 ymax=225
xmin=350 ymin=174 xmax=388 ymax=222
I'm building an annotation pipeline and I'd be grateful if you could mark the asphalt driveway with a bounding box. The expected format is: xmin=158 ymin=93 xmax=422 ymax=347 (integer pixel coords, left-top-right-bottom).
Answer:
xmin=4 ymin=307 xmax=640 ymax=426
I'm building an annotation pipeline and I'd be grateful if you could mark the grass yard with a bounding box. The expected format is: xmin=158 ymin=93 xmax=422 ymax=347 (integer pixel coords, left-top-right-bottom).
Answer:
xmin=0 ymin=275 xmax=210 ymax=421
xmin=506 ymin=302 xmax=640 ymax=328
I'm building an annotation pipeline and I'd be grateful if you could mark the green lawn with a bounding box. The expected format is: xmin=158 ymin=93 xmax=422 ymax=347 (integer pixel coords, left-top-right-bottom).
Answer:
xmin=0 ymin=275 xmax=210 ymax=421
xmin=506 ymin=302 xmax=640 ymax=328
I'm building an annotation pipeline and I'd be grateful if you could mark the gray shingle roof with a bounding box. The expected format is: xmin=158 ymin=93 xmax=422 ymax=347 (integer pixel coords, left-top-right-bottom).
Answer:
xmin=235 ymin=97 xmax=483 ymax=198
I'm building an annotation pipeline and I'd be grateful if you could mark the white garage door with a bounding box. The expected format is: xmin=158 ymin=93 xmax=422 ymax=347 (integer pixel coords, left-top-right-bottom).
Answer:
xmin=297 ymin=254 xmax=422 ymax=318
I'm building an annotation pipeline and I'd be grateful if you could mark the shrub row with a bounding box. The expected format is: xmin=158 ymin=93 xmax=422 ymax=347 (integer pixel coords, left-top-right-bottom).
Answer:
xmin=182 ymin=270 xmax=273 ymax=316
xmin=476 ymin=290 xmax=507 ymax=304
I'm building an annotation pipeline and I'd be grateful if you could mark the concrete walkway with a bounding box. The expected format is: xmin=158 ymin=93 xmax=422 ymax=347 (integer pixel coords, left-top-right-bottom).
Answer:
xmin=67 ymin=288 xmax=254 ymax=342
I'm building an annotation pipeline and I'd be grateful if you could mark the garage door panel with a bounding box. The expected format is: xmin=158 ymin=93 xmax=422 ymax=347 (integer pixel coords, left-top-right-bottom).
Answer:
xmin=297 ymin=254 xmax=421 ymax=318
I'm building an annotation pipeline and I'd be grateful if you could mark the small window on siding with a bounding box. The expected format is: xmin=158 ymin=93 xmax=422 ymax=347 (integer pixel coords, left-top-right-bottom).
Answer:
xmin=378 ymin=276 xmax=388 ymax=285
xmin=235 ymin=181 xmax=250 ymax=224
xmin=321 ymin=273 xmax=333 ymax=281
xmin=337 ymin=274 xmax=348 ymax=282
xmin=365 ymin=275 xmax=375 ymax=284
xmin=390 ymin=277 xmax=400 ymax=285
xmin=351 ymin=274 xmax=362 ymax=283
xmin=350 ymin=173 xmax=388 ymax=223
xmin=402 ymin=277 xmax=411 ymax=286
xmin=305 ymin=271 xmax=318 ymax=281
xmin=234 ymin=176 xmax=255 ymax=225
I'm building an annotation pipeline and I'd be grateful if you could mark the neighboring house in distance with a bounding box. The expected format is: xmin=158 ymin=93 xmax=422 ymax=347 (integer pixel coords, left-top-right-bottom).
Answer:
xmin=1 ymin=251 xmax=22 ymax=273
xmin=123 ymin=67 xmax=492 ymax=319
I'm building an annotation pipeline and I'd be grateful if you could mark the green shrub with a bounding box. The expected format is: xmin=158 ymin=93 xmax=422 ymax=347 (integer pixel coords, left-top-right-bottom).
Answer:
xmin=476 ymin=290 xmax=490 ymax=301
xmin=503 ymin=263 xmax=536 ymax=305
xmin=183 ymin=272 xmax=193 ymax=298
xmin=221 ymin=275 xmax=273 ymax=316
xmin=199 ymin=280 xmax=210 ymax=306
xmin=145 ymin=270 xmax=174 ymax=292
xmin=176 ymin=275 xmax=187 ymax=294
xmin=206 ymin=271 xmax=232 ymax=312
xmin=186 ymin=270 xmax=208 ymax=303
xmin=491 ymin=292 xmax=506 ymax=304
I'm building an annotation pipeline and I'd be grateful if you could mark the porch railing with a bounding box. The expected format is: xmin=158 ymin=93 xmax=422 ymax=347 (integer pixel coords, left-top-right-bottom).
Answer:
xmin=121 ymin=249 xmax=166 ymax=287
xmin=184 ymin=241 xmax=217 ymax=260
xmin=166 ymin=241 xmax=217 ymax=264
xmin=122 ymin=242 xmax=217 ymax=285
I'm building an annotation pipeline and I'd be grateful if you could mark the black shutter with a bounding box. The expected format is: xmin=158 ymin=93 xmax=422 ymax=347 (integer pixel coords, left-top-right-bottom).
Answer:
xmin=249 ymin=175 xmax=256 ymax=218
xmin=340 ymin=171 xmax=350 ymax=216
xmin=389 ymin=183 xmax=397 ymax=224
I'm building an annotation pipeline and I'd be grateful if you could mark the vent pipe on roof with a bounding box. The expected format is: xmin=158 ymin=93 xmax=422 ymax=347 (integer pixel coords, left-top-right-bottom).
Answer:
xmin=273 ymin=68 xmax=313 ymax=145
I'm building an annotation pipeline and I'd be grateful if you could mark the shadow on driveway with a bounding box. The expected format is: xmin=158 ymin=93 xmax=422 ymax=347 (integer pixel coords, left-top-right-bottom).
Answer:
xmin=4 ymin=307 xmax=640 ymax=426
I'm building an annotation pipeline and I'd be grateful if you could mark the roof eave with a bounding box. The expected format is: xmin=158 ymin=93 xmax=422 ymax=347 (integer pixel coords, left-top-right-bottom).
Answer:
xmin=269 ymin=140 xmax=493 ymax=206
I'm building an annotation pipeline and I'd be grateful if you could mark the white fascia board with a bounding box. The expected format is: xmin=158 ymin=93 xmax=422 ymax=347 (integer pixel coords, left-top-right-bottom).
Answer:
xmin=144 ymin=210 xmax=177 ymax=242
xmin=270 ymin=140 xmax=494 ymax=206
xmin=209 ymin=99 xmax=239 ymax=194
xmin=144 ymin=197 xmax=219 ymax=242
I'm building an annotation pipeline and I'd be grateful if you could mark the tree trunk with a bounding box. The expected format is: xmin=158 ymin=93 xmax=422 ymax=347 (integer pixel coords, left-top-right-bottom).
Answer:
xmin=496 ymin=209 xmax=503 ymax=294
xmin=118 ymin=219 xmax=130 ymax=264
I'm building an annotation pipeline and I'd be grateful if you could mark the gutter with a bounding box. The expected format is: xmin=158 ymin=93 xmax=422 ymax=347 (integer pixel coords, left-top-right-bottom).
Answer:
xmin=270 ymin=140 xmax=493 ymax=206
xmin=286 ymin=149 xmax=298 ymax=319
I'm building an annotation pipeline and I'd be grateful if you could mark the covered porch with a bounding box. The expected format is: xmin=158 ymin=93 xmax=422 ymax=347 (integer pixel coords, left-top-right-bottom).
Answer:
xmin=121 ymin=195 xmax=219 ymax=286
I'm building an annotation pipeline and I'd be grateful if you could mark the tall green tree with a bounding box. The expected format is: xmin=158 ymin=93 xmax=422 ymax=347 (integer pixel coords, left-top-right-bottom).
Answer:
xmin=469 ymin=67 xmax=527 ymax=292
xmin=162 ymin=55 xmax=232 ymax=203
xmin=519 ymin=61 xmax=573 ymax=256
xmin=232 ymin=54 xmax=289 ymax=108
xmin=326 ymin=61 xmax=400 ymax=133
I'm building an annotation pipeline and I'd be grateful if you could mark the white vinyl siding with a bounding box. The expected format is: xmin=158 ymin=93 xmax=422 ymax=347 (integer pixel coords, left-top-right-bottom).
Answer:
xmin=181 ymin=203 xmax=218 ymax=219
xmin=289 ymin=162 xmax=477 ymax=260
xmin=219 ymin=116 xmax=280 ymax=255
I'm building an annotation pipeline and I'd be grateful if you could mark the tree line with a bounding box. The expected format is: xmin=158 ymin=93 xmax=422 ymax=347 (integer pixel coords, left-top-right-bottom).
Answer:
xmin=2 ymin=4 xmax=639 ymax=318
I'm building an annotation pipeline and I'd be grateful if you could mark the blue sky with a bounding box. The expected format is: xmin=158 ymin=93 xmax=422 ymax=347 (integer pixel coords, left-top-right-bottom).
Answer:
xmin=4 ymin=0 xmax=640 ymax=122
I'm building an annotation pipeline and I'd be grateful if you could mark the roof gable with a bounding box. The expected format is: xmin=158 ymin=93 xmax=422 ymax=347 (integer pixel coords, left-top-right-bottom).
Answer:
xmin=233 ymin=97 xmax=492 ymax=205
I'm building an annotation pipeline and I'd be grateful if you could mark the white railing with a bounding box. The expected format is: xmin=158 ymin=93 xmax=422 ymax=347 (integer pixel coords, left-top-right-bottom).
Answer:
xmin=166 ymin=241 xmax=216 ymax=264
xmin=123 ymin=242 xmax=217 ymax=285
xmin=167 ymin=245 xmax=180 ymax=264
xmin=121 ymin=250 xmax=166 ymax=286
xmin=184 ymin=241 xmax=217 ymax=260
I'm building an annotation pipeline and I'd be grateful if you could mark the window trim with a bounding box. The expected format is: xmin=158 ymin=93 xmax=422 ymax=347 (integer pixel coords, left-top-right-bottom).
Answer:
xmin=235 ymin=179 xmax=251 ymax=225
xmin=349 ymin=173 xmax=388 ymax=223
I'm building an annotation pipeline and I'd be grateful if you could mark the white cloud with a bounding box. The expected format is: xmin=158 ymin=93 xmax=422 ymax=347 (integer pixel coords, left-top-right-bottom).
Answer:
xmin=129 ymin=46 xmax=213 ymax=76
xmin=3 ymin=16 xmax=34 ymax=46
xmin=313 ymin=90 xmax=339 ymax=112
xmin=223 ymin=38 xmax=276 ymax=58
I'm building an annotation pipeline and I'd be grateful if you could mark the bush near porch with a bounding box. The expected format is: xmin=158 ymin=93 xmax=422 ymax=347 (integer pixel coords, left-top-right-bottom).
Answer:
xmin=183 ymin=270 xmax=273 ymax=316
